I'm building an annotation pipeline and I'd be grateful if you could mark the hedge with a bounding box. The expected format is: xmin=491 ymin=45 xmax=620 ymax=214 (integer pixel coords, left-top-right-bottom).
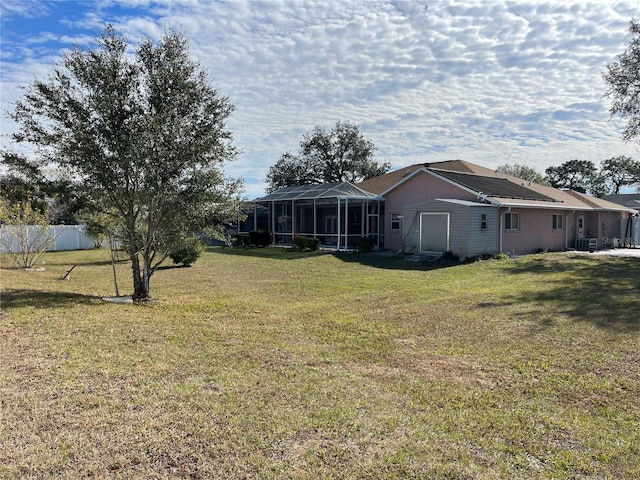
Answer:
xmin=293 ymin=236 xmax=320 ymax=251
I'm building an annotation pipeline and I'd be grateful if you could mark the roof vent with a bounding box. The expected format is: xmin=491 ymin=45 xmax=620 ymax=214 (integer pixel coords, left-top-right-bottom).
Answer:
xmin=404 ymin=169 xmax=412 ymax=177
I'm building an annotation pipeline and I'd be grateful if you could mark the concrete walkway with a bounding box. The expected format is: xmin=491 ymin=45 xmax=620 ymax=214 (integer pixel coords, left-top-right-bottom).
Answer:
xmin=576 ymin=248 xmax=640 ymax=258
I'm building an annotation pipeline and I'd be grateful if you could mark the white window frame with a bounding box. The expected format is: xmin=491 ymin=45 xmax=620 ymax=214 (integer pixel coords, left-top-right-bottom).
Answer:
xmin=480 ymin=214 xmax=488 ymax=230
xmin=504 ymin=212 xmax=519 ymax=231
xmin=552 ymin=214 xmax=564 ymax=230
xmin=390 ymin=213 xmax=400 ymax=231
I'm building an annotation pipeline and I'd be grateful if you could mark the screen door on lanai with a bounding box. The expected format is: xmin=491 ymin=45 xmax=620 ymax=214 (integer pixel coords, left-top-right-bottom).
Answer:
xmin=420 ymin=213 xmax=449 ymax=252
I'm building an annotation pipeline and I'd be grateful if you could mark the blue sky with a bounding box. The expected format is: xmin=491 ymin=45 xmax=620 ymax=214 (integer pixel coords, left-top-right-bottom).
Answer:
xmin=1 ymin=0 xmax=639 ymax=198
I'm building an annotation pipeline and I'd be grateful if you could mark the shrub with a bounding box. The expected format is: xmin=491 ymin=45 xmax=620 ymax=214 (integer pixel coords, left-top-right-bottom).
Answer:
xmin=357 ymin=236 xmax=376 ymax=253
xmin=169 ymin=236 xmax=204 ymax=266
xmin=443 ymin=250 xmax=459 ymax=261
xmin=248 ymin=230 xmax=272 ymax=247
xmin=294 ymin=236 xmax=320 ymax=251
xmin=235 ymin=234 xmax=251 ymax=247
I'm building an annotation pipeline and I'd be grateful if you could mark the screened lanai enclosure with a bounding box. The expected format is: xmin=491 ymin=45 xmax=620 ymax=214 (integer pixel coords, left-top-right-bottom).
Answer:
xmin=242 ymin=182 xmax=384 ymax=251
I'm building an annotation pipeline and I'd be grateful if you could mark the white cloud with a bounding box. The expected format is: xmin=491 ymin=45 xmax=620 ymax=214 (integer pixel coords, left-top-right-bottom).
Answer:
xmin=2 ymin=0 xmax=639 ymax=198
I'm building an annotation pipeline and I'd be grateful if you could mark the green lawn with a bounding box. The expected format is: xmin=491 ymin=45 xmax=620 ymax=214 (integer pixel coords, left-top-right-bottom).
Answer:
xmin=1 ymin=247 xmax=639 ymax=479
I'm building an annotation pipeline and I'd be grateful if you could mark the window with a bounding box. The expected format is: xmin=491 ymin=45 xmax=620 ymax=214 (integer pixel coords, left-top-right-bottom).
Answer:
xmin=504 ymin=212 xmax=519 ymax=230
xmin=552 ymin=214 xmax=564 ymax=230
xmin=391 ymin=213 xmax=401 ymax=231
xmin=480 ymin=214 xmax=488 ymax=230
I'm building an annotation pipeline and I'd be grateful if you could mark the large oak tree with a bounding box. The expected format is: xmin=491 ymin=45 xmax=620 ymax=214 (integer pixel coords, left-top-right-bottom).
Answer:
xmin=544 ymin=160 xmax=597 ymax=194
xmin=599 ymin=156 xmax=640 ymax=194
xmin=265 ymin=121 xmax=390 ymax=192
xmin=8 ymin=26 xmax=242 ymax=301
xmin=603 ymin=19 xmax=640 ymax=142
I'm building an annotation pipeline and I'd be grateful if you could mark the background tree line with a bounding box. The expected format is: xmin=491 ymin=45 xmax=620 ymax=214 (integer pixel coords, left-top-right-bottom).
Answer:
xmin=497 ymin=156 xmax=640 ymax=196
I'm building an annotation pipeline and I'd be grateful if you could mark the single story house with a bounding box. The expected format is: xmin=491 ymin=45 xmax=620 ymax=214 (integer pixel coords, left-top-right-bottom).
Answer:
xmin=245 ymin=160 xmax=637 ymax=256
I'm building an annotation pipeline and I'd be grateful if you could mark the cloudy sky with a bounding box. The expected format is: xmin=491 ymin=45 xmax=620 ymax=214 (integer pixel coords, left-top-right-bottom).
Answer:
xmin=1 ymin=0 xmax=639 ymax=198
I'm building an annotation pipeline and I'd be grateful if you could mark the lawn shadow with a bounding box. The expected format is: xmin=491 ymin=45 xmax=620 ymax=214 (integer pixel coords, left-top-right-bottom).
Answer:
xmin=500 ymin=255 xmax=640 ymax=332
xmin=212 ymin=245 xmax=465 ymax=271
xmin=333 ymin=251 xmax=464 ymax=271
xmin=208 ymin=246 xmax=328 ymax=261
xmin=36 ymin=249 xmax=131 ymax=268
xmin=157 ymin=264 xmax=191 ymax=271
xmin=1 ymin=289 xmax=102 ymax=310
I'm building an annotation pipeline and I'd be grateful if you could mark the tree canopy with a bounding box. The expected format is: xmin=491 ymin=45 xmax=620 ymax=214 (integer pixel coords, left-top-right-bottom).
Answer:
xmin=265 ymin=121 xmax=390 ymax=192
xmin=603 ymin=19 xmax=640 ymax=142
xmin=599 ymin=156 xmax=640 ymax=194
xmin=542 ymin=157 xmax=640 ymax=196
xmin=1 ymin=151 xmax=89 ymax=224
xmin=544 ymin=160 xmax=597 ymax=194
xmin=7 ymin=26 xmax=242 ymax=301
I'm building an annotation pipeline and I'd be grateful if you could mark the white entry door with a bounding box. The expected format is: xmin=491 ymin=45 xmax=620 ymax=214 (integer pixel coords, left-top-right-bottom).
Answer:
xmin=420 ymin=213 xmax=449 ymax=252
xmin=578 ymin=215 xmax=585 ymax=239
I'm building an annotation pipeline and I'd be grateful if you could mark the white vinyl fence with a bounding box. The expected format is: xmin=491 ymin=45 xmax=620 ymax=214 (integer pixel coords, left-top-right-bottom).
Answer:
xmin=0 ymin=224 xmax=96 ymax=253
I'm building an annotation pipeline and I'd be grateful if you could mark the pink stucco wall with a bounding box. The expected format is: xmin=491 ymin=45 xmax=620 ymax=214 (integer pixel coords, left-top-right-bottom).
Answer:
xmin=380 ymin=169 xmax=629 ymax=254
xmin=384 ymin=171 xmax=478 ymax=251
xmin=500 ymin=208 xmax=569 ymax=255
xmin=500 ymin=209 xmax=626 ymax=254
xmin=577 ymin=211 xmax=628 ymax=248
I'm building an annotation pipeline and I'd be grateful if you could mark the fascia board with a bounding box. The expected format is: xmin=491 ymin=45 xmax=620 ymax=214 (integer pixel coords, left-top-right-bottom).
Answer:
xmin=494 ymin=201 xmax=635 ymax=212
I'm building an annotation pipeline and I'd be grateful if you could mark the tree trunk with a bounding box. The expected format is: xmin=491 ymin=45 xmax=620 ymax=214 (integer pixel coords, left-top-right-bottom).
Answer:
xmin=131 ymin=253 xmax=150 ymax=301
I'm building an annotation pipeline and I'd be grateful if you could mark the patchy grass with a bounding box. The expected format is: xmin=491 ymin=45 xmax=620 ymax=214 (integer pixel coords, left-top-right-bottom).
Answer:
xmin=1 ymin=248 xmax=639 ymax=479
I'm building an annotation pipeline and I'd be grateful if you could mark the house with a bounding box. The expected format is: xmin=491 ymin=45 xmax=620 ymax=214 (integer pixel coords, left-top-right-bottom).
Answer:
xmin=246 ymin=160 xmax=637 ymax=256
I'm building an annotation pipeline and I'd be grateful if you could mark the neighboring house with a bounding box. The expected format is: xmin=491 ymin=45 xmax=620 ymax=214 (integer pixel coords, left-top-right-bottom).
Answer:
xmin=603 ymin=194 xmax=640 ymax=247
xmin=247 ymin=160 xmax=637 ymax=256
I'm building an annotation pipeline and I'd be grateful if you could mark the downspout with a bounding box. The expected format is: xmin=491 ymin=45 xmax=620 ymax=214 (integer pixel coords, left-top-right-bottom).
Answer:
xmin=565 ymin=210 xmax=575 ymax=250
xmin=499 ymin=206 xmax=511 ymax=254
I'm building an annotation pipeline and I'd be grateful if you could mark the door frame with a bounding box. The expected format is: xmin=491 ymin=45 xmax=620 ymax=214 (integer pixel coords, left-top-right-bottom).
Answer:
xmin=578 ymin=214 xmax=585 ymax=239
xmin=419 ymin=212 xmax=450 ymax=252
